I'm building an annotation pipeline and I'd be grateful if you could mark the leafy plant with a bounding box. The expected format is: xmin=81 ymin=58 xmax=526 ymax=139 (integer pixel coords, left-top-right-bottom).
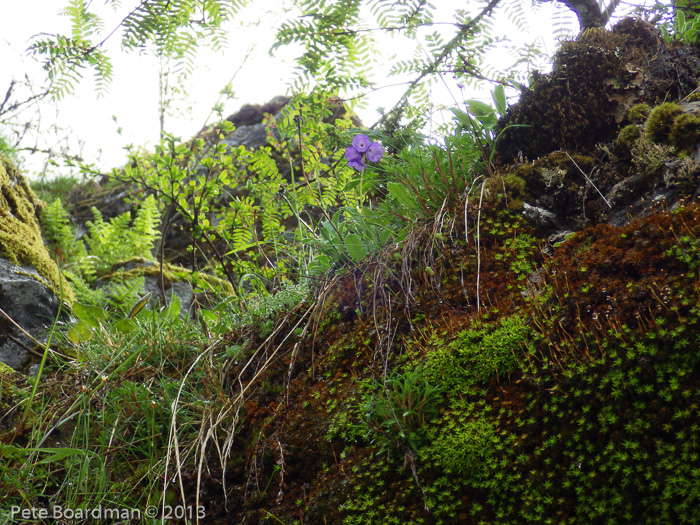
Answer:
xmin=41 ymin=194 xmax=160 ymax=308
xmin=383 ymin=122 xmax=484 ymax=220
xmin=112 ymin=92 xmax=362 ymax=291
xmin=661 ymin=9 xmax=700 ymax=44
xmin=313 ymin=205 xmax=404 ymax=265
xmin=359 ymin=367 xmax=441 ymax=453
xmin=27 ymin=0 xmax=242 ymax=99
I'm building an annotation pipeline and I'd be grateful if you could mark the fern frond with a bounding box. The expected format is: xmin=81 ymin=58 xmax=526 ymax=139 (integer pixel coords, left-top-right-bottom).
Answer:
xmin=29 ymin=0 xmax=242 ymax=98
xmin=131 ymin=194 xmax=161 ymax=258
xmin=40 ymin=198 xmax=87 ymax=263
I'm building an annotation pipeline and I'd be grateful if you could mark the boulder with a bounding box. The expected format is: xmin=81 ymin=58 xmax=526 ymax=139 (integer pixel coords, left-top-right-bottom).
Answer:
xmin=0 ymin=156 xmax=73 ymax=370
xmin=0 ymin=259 xmax=67 ymax=370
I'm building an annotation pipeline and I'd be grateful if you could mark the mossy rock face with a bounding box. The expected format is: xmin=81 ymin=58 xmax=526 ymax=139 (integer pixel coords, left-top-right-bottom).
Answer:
xmin=508 ymin=151 xmax=600 ymax=231
xmin=642 ymin=101 xmax=700 ymax=153
xmin=0 ymin=156 xmax=73 ymax=303
xmin=495 ymin=19 xmax=700 ymax=162
xmin=99 ymin=257 xmax=236 ymax=316
xmin=0 ymin=156 xmax=75 ymax=369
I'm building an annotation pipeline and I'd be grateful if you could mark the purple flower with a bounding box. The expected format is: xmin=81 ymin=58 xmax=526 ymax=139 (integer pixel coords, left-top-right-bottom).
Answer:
xmin=352 ymin=134 xmax=371 ymax=152
xmin=345 ymin=134 xmax=383 ymax=171
xmin=366 ymin=142 xmax=383 ymax=163
xmin=345 ymin=146 xmax=365 ymax=170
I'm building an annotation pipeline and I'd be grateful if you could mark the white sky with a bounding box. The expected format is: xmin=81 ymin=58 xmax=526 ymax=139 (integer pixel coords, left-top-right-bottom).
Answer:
xmin=0 ymin=0 xmax=584 ymax=178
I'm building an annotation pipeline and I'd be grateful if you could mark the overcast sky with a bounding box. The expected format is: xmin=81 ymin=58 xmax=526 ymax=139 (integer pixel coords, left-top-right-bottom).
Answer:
xmin=1 ymin=0 xmax=580 ymax=179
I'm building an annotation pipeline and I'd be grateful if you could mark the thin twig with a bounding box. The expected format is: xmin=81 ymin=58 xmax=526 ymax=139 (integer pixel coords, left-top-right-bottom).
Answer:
xmin=565 ymin=152 xmax=611 ymax=208
xmin=476 ymin=181 xmax=486 ymax=312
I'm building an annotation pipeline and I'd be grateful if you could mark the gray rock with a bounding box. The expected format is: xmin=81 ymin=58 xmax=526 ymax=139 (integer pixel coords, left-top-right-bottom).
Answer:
xmin=522 ymin=203 xmax=557 ymax=229
xmin=221 ymin=123 xmax=268 ymax=152
xmin=0 ymin=258 xmax=66 ymax=370
xmin=143 ymin=275 xmax=194 ymax=318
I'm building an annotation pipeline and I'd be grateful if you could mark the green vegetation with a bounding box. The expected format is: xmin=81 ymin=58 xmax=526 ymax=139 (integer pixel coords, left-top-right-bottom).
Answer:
xmin=3 ymin=2 xmax=700 ymax=524
xmin=425 ymin=315 xmax=533 ymax=393
xmin=645 ymin=102 xmax=684 ymax=144
xmin=41 ymin=195 xmax=161 ymax=309
xmin=359 ymin=367 xmax=441 ymax=453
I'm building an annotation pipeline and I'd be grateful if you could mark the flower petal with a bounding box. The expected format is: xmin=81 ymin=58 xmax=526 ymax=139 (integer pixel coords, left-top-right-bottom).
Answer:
xmin=345 ymin=146 xmax=364 ymax=170
xmin=348 ymin=159 xmax=365 ymax=171
xmin=351 ymin=134 xmax=371 ymax=153
xmin=345 ymin=146 xmax=362 ymax=162
xmin=366 ymin=142 xmax=384 ymax=162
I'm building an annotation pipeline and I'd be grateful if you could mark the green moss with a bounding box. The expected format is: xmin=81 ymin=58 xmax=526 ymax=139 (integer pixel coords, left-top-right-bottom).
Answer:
xmin=0 ymin=156 xmax=75 ymax=303
xmin=111 ymin=257 xmax=236 ymax=296
xmin=626 ymin=103 xmax=651 ymax=122
xmin=425 ymin=315 xmax=531 ymax=393
xmin=616 ymin=124 xmax=642 ymax=155
xmin=0 ymin=360 xmax=28 ymax=410
xmin=514 ymin=163 xmax=541 ymax=182
xmin=514 ymin=163 xmax=544 ymax=196
xmin=495 ymin=20 xmax=675 ymax=161
xmin=484 ymin=173 xmax=527 ymax=210
xmin=421 ymin=399 xmax=502 ymax=478
xmin=670 ymin=112 xmax=700 ymax=151
xmin=546 ymin=151 xmax=595 ymax=173
xmin=645 ymin=102 xmax=683 ymax=144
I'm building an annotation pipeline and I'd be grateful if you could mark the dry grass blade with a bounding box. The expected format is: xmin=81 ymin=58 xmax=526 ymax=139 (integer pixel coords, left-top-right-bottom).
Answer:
xmin=565 ymin=151 xmax=611 ymax=208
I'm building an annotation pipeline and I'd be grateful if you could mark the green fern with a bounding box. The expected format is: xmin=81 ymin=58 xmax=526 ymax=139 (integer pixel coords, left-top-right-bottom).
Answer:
xmin=28 ymin=0 xmax=241 ymax=99
xmin=40 ymin=194 xmax=161 ymax=308
xmin=63 ymin=268 xmax=105 ymax=306
xmin=84 ymin=194 xmax=160 ymax=272
xmin=42 ymin=198 xmax=88 ymax=263
xmin=103 ymin=271 xmax=146 ymax=313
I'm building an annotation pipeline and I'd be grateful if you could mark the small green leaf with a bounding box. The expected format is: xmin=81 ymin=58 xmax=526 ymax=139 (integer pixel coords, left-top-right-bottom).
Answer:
xmin=34 ymin=447 xmax=89 ymax=465
xmin=113 ymin=318 xmax=137 ymax=334
xmin=466 ymin=100 xmax=494 ymax=117
xmin=0 ymin=444 xmax=23 ymax=458
xmin=161 ymin=294 xmax=181 ymax=322
xmin=492 ymin=84 xmax=506 ymax=117
xmin=308 ymin=254 xmax=331 ymax=276
xmin=344 ymin=233 xmax=367 ymax=262
xmin=67 ymin=320 xmax=94 ymax=343
xmin=387 ymin=181 xmax=420 ymax=211
xmin=72 ymin=302 xmax=108 ymax=327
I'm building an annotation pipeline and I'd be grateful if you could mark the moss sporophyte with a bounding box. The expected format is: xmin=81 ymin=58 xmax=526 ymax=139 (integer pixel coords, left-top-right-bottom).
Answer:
xmin=345 ymin=134 xmax=383 ymax=170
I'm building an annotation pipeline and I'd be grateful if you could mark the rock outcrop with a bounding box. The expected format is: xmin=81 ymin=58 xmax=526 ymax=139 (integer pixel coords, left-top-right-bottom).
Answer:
xmin=0 ymin=156 xmax=72 ymax=370
xmin=494 ymin=20 xmax=700 ymax=238
xmin=496 ymin=19 xmax=700 ymax=162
